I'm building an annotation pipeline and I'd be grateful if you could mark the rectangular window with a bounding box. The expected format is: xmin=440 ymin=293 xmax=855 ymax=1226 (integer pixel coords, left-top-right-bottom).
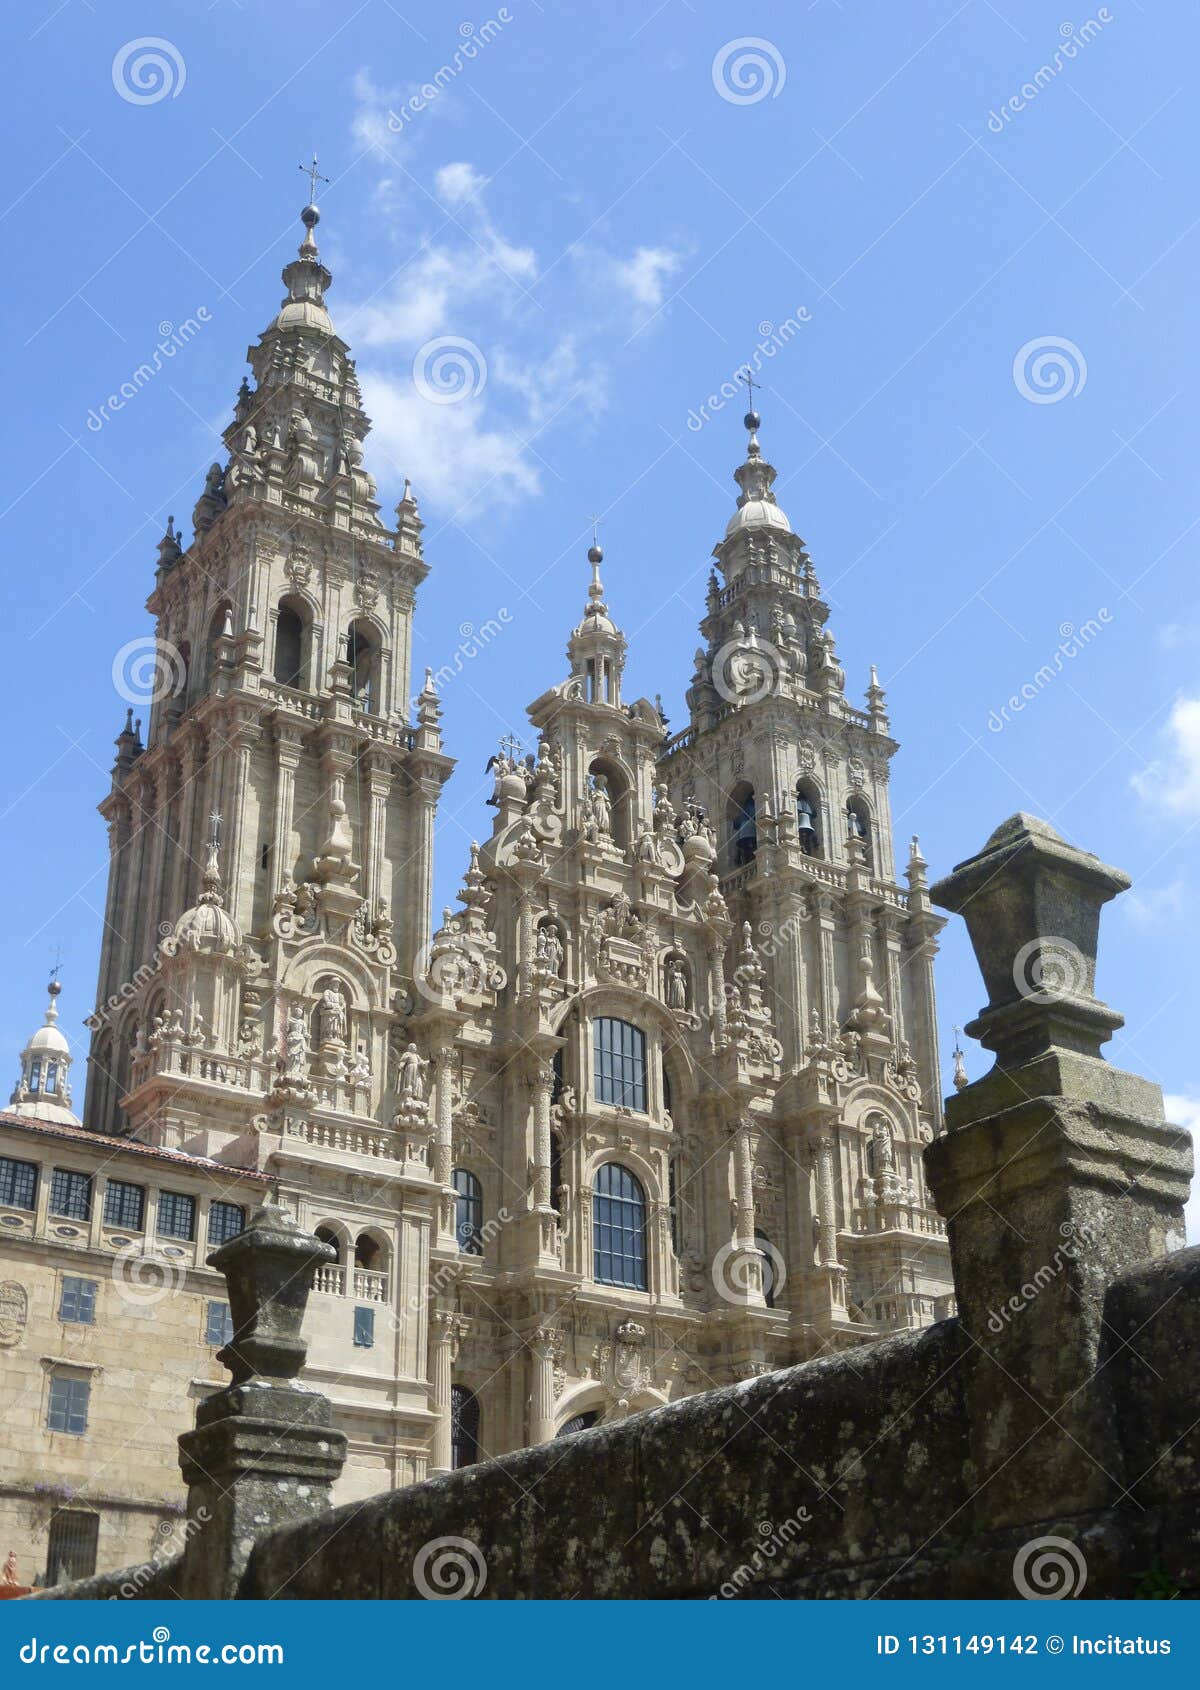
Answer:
xmin=156 ymin=1191 xmax=196 ymax=1241
xmin=58 ymin=1277 xmax=98 ymax=1325
xmin=207 ymin=1200 xmax=245 ymax=1248
xmin=102 ymin=1179 xmax=145 ymax=1231
xmin=45 ymin=1511 xmax=100 ymax=1585
xmin=206 ymin=1301 xmax=235 ymax=1346
xmin=353 ymin=1306 xmax=375 ymax=1348
xmin=593 ymin=1017 xmax=647 ymax=1111
xmin=49 ymin=1169 xmax=92 ymax=1222
xmin=0 ymin=1155 xmax=38 ymax=1211
xmin=46 ymin=1375 xmax=90 ymax=1435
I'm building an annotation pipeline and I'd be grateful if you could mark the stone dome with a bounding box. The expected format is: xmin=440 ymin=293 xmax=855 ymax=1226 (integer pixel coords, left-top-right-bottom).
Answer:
xmin=725 ymin=498 xmax=792 ymax=538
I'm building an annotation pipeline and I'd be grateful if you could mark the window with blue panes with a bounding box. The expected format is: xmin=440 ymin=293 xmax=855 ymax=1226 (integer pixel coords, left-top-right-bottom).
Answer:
xmin=157 ymin=1191 xmax=196 ymax=1240
xmin=49 ymin=1169 xmax=91 ymax=1222
xmin=593 ymin=1018 xmax=647 ymax=1112
xmin=46 ymin=1376 xmax=90 ymax=1435
xmin=353 ymin=1306 xmax=375 ymax=1348
xmin=103 ymin=1180 xmax=145 ymax=1231
xmin=206 ymin=1301 xmax=235 ymax=1346
xmin=0 ymin=1155 xmax=38 ymax=1211
xmin=592 ymin=1162 xmax=648 ymax=1290
xmin=58 ymin=1277 xmax=97 ymax=1324
xmin=452 ymin=1168 xmax=483 ymax=1255
xmin=207 ymin=1201 xmax=245 ymax=1247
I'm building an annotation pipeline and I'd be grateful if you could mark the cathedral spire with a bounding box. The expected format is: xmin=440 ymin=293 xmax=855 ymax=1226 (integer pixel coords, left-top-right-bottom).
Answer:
xmin=566 ymin=532 xmax=626 ymax=707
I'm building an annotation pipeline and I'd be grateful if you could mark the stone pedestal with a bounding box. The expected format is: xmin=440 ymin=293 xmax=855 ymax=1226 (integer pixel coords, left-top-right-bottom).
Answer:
xmin=176 ymin=1203 xmax=347 ymax=1598
xmin=924 ymin=815 xmax=1192 ymax=1530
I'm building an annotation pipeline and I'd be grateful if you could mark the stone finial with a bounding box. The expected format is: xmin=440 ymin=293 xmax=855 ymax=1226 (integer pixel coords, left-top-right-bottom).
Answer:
xmin=177 ymin=1204 xmax=346 ymax=1597
xmin=930 ymin=812 xmax=1129 ymax=1069
xmin=210 ymin=1202 xmax=333 ymax=1384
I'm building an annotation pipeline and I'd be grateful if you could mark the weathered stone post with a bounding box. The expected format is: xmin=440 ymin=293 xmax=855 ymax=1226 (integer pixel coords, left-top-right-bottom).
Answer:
xmin=177 ymin=1204 xmax=347 ymax=1599
xmin=925 ymin=814 xmax=1191 ymax=1531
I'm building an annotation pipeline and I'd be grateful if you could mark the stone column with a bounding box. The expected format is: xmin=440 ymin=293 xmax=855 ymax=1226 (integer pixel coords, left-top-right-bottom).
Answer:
xmin=815 ymin=893 xmax=838 ymax=1034
xmin=813 ymin=1129 xmax=840 ymax=1267
xmin=706 ymin=937 xmax=727 ymax=1047
xmin=924 ymin=813 xmax=1192 ymax=1531
xmin=364 ymin=753 xmax=391 ymax=908
xmin=529 ymin=1326 xmax=559 ymax=1445
xmin=429 ymin=1309 xmax=463 ymax=1474
xmin=530 ymin=1061 xmax=554 ymax=1211
xmin=177 ymin=1205 xmax=346 ymax=1599
xmin=270 ymin=727 xmax=302 ymax=886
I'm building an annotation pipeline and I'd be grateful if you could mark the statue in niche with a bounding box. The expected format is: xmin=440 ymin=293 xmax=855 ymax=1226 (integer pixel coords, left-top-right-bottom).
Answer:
xmin=319 ymin=982 xmax=348 ymax=1045
xmin=871 ymin=1118 xmax=896 ymax=1176
xmin=397 ymin=1042 xmax=428 ymax=1101
xmin=283 ymin=1003 xmax=309 ymax=1079
xmin=537 ymin=924 xmax=564 ymax=976
xmin=665 ymin=957 xmax=689 ymax=1011
xmin=585 ymin=773 xmax=612 ymax=841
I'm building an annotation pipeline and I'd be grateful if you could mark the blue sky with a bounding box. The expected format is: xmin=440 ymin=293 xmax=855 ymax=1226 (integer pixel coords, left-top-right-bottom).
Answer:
xmin=3 ymin=1 xmax=1197 ymax=1224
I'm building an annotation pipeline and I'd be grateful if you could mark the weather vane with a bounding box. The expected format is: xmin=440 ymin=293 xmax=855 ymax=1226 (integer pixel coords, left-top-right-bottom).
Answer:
xmin=299 ymin=153 xmax=329 ymax=204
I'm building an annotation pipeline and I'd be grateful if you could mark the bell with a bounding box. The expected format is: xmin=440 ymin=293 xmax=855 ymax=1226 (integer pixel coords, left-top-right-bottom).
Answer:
xmin=796 ymin=797 xmax=817 ymax=834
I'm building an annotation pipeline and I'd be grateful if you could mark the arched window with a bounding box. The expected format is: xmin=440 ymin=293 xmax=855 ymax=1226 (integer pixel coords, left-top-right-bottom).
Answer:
xmin=729 ymin=783 xmax=757 ymax=868
xmin=452 ymin=1168 xmax=483 ymax=1255
xmin=29 ymin=1058 xmax=42 ymax=1094
xmin=347 ymin=620 xmax=380 ymax=714
xmin=846 ymin=797 xmax=872 ymax=866
xmin=314 ymin=1225 xmax=343 ymax=1261
xmin=450 ymin=1384 xmax=480 ymax=1469
xmin=205 ymin=602 xmax=232 ymax=687
xmin=755 ymin=1231 xmax=778 ymax=1309
xmin=593 ymin=1162 xmax=647 ymax=1290
xmin=273 ymin=601 xmax=305 ymax=688
xmin=354 ymin=1232 xmax=381 ymax=1270
xmin=557 ymin=1409 xmax=601 ymax=1437
xmin=796 ymin=782 xmax=822 ymax=857
xmin=44 ymin=1061 xmax=59 ymax=1095
xmin=593 ymin=1018 xmax=647 ymax=1111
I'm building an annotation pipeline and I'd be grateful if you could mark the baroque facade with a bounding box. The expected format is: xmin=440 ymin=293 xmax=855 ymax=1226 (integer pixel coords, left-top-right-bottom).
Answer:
xmin=0 ymin=196 xmax=952 ymax=1583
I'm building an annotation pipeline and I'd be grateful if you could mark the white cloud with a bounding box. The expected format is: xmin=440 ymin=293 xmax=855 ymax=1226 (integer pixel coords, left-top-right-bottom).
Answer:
xmin=359 ymin=370 xmax=540 ymax=513
xmin=609 ymin=245 xmax=682 ymax=312
xmin=436 ymin=162 xmax=486 ymax=206
xmin=1131 ymin=696 xmax=1200 ymax=815
xmin=1164 ymin=1093 xmax=1200 ymax=1244
xmin=1122 ymin=876 xmax=1188 ymax=929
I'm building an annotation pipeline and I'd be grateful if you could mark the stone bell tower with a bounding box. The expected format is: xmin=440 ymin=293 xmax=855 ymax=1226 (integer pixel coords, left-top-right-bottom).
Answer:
xmin=658 ymin=406 xmax=953 ymax=1345
xmin=83 ymin=192 xmax=453 ymax=1153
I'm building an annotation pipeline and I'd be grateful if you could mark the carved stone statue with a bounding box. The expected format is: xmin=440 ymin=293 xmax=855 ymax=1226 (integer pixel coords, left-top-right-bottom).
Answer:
xmin=283 ymin=1003 xmax=309 ymax=1079
xmin=537 ymin=923 xmax=564 ymax=976
xmin=319 ymin=982 xmax=348 ymax=1045
xmin=586 ymin=774 xmax=612 ymax=841
xmin=397 ymin=1042 xmax=428 ymax=1101
xmin=665 ymin=957 xmax=688 ymax=1011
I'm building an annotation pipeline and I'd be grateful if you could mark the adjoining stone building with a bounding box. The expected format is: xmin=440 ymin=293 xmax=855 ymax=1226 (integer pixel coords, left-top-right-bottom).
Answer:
xmin=0 ymin=194 xmax=952 ymax=1583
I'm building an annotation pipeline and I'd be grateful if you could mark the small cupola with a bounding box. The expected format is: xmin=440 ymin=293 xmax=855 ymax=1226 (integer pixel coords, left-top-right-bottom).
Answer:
xmin=9 ymin=975 xmax=80 ymax=1126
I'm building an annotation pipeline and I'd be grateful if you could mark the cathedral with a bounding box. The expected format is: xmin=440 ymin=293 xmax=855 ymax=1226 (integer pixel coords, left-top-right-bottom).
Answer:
xmin=0 ymin=195 xmax=953 ymax=1585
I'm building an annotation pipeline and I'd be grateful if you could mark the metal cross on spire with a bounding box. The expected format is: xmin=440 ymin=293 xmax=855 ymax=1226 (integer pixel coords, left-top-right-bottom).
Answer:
xmin=209 ymin=811 xmax=223 ymax=850
xmin=739 ymin=366 xmax=759 ymax=410
xmin=299 ymin=154 xmax=329 ymax=203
